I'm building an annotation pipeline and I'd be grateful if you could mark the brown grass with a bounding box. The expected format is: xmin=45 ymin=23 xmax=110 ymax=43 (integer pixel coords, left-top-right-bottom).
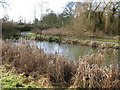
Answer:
xmin=39 ymin=28 xmax=120 ymax=40
xmin=72 ymin=53 xmax=120 ymax=88
xmin=42 ymin=28 xmax=79 ymax=36
xmin=1 ymin=39 xmax=120 ymax=88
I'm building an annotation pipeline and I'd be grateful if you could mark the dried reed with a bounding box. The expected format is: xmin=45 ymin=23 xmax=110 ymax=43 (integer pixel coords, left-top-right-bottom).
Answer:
xmin=1 ymin=39 xmax=120 ymax=88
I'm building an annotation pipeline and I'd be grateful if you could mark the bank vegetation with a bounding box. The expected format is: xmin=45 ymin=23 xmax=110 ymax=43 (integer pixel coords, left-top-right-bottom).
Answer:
xmin=1 ymin=39 xmax=120 ymax=88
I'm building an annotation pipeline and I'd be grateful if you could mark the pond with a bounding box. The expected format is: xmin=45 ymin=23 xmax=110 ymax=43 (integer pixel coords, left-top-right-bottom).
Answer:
xmin=37 ymin=41 xmax=119 ymax=66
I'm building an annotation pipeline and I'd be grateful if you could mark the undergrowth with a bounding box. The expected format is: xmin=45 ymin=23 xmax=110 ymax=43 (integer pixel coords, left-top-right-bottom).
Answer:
xmin=1 ymin=39 xmax=120 ymax=88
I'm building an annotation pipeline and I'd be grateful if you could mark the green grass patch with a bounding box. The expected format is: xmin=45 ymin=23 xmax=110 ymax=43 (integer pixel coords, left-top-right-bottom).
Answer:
xmin=27 ymin=32 xmax=36 ymax=36
xmin=26 ymin=32 xmax=119 ymax=43
xmin=0 ymin=67 xmax=42 ymax=88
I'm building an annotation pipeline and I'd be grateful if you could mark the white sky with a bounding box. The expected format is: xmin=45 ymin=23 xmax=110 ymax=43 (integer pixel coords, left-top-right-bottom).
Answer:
xmin=0 ymin=0 xmax=119 ymax=22
xmin=0 ymin=0 xmax=80 ymax=22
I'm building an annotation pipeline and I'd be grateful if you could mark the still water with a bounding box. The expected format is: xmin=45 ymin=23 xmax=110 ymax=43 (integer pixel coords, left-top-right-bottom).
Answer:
xmin=37 ymin=41 xmax=119 ymax=66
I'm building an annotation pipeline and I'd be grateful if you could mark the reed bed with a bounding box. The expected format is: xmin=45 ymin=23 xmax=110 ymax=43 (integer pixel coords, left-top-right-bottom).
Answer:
xmin=1 ymin=39 xmax=120 ymax=88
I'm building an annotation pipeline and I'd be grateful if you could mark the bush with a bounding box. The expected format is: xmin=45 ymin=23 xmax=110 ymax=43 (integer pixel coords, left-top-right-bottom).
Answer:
xmin=2 ymin=21 xmax=20 ymax=39
xmin=2 ymin=39 xmax=120 ymax=88
xmin=15 ymin=24 xmax=33 ymax=32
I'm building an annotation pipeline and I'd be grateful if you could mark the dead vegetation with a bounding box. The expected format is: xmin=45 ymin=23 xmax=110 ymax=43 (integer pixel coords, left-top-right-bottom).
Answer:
xmin=1 ymin=39 xmax=120 ymax=88
xmin=42 ymin=28 xmax=78 ymax=36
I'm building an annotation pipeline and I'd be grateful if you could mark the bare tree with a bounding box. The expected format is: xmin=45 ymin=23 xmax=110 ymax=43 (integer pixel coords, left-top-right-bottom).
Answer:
xmin=34 ymin=1 xmax=47 ymax=39
xmin=72 ymin=1 xmax=119 ymax=36
xmin=0 ymin=0 xmax=9 ymax=8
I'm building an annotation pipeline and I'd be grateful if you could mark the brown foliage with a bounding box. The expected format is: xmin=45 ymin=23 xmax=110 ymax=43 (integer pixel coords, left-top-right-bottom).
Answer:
xmin=1 ymin=39 xmax=120 ymax=88
xmin=2 ymin=39 xmax=76 ymax=87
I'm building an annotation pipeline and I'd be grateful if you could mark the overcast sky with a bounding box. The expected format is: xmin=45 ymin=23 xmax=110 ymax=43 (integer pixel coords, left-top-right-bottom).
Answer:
xmin=0 ymin=0 xmax=119 ymax=22
xmin=0 ymin=0 xmax=81 ymax=22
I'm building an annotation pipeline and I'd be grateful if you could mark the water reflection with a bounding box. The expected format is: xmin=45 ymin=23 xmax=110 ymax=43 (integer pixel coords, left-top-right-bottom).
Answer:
xmin=37 ymin=41 xmax=119 ymax=66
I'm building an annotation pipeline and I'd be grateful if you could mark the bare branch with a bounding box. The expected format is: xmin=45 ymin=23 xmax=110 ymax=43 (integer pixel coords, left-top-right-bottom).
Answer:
xmin=93 ymin=2 xmax=101 ymax=12
xmin=0 ymin=0 xmax=9 ymax=8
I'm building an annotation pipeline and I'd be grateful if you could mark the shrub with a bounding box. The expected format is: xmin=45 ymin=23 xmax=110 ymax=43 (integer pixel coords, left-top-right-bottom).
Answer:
xmin=2 ymin=21 xmax=19 ymax=39
xmin=1 ymin=39 xmax=120 ymax=88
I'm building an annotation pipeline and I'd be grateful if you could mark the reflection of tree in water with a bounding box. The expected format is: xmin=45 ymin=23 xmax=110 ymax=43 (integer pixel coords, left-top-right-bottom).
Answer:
xmin=101 ymin=49 xmax=119 ymax=66
xmin=37 ymin=41 xmax=119 ymax=66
